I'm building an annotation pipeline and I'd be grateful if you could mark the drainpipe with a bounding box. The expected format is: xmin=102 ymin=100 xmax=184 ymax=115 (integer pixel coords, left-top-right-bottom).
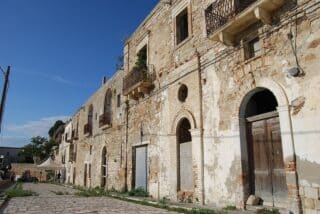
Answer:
xmin=195 ymin=50 xmax=205 ymax=205
xmin=124 ymin=99 xmax=129 ymax=192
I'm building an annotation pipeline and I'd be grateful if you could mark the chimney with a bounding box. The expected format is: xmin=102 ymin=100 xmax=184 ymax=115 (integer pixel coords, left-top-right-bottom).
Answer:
xmin=102 ymin=76 xmax=107 ymax=85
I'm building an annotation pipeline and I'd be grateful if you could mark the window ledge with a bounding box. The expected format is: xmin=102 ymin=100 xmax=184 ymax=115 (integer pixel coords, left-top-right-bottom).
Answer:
xmin=174 ymin=35 xmax=193 ymax=51
xmin=243 ymin=54 xmax=262 ymax=65
xmin=100 ymin=123 xmax=111 ymax=130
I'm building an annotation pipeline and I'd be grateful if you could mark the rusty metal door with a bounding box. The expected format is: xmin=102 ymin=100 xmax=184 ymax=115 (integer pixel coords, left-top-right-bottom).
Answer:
xmin=135 ymin=146 xmax=147 ymax=190
xmin=249 ymin=116 xmax=287 ymax=206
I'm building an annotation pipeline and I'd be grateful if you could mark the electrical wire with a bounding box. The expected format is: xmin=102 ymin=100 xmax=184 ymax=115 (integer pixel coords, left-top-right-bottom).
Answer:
xmin=128 ymin=0 xmax=320 ymax=108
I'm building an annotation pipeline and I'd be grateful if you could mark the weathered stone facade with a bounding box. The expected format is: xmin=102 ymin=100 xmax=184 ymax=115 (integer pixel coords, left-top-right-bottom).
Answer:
xmin=57 ymin=0 xmax=320 ymax=213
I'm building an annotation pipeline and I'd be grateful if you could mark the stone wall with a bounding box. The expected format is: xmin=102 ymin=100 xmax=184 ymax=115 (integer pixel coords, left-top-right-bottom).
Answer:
xmin=11 ymin=163 xmax=48 ymax=182
xmin=58 ymin=0 xmax=320 ymax=213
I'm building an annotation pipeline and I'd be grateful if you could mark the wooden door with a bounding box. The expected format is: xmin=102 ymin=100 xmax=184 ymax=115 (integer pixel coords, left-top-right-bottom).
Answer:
xmin=268 ymin=117 xmax=287 ymax=206
xmin=249 ymin=116 xmax=287 ymax=206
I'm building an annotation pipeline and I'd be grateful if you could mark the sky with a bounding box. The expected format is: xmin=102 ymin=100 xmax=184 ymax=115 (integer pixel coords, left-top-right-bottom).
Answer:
xmin=0 ymin=0 xmax=159 ymax=147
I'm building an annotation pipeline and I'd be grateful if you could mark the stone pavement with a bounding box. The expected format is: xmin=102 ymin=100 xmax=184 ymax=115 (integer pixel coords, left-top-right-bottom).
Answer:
xmin=0 ymin=183 xmax=176 ymax=214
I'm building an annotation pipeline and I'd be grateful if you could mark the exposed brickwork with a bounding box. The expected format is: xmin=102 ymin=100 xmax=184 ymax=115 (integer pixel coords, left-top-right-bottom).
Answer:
xmin=56 ymin=0 xmax=320 ymax=213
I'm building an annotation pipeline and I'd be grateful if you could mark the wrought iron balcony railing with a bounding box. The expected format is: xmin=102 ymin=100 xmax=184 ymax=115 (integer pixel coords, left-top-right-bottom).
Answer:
xmin=123 ymin=65 xmax=156 ymax=96
xmin=205 ymin=0 xmax=257 ymax=36
xmin=99 ymin=113 xmax=112 ymax=128
xmin=84 ymin=123 xmax=92 ymax=136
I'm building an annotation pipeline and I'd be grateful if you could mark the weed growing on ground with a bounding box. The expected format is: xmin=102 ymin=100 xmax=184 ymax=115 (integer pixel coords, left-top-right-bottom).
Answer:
xmin=5 ymin=183 xmax=37 ymax=198
xmin=223 ymin=205 xmax=237 ymax=211
xmin=128 ymin=187 xmax=149 ymax=197
xmin=256 ymin=208 xmax=280 ymax=214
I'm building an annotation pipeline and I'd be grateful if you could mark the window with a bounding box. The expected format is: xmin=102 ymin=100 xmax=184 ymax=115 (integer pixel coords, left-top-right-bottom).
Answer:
xmin=136 ymin=45 xmax=147 ymax=69
xmin=89 ymin=145 xmax=92 ymax=155
xmin=176 ymin=8 xmax=189 ymax=45
xmin=117 ymin=94 xmax=121 ymax=108
xmin=104 ymin=89 xmax=112 ymax=115
xmin=178 ymin=84 xmax=188 ymax=102
xmin=88 ymin=105 xmax=93 ymax=126
xmin=244 ymin=37 xmax=261 ymax=60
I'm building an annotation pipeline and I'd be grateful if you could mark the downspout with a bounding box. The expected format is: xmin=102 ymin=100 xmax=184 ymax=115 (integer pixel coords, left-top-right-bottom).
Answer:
xmin=124 ymin=99 xmax=129 ymax=192
xmin=195 ymin=50 xmax=205 ymax=205
xmin=124 ymin=42 xmax=130 ymax=192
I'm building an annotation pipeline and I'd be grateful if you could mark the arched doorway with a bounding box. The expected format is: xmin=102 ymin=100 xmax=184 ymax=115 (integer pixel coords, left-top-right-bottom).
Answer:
xmin=240 ymin=88 xmax=287 ymax=207
xmin=176 ymin=118 xmax=193 ymax=192
xmin=101 ymin=147 xmax=107 ymax=188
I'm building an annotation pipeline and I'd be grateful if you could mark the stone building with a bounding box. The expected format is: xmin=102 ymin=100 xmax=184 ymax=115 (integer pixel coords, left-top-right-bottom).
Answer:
xmin=57 ymin=0 xmax=320 ymax=213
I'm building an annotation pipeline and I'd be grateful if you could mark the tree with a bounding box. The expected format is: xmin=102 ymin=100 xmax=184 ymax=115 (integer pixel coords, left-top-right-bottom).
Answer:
xmin=48 ymin=120 xmax=65 ymax=138
xmin=19 ymin=136 xmax=49 ymax=164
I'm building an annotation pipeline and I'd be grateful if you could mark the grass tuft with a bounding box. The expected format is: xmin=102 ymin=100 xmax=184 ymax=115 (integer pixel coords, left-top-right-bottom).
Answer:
xmin=223 ymin=205 xmax=237 ymax=211
xmin=5 ymin=183 xmax=37 ymax=198
xmin=256 ymin=208 xmax=281 ymax=214
xmin=128 ymin=187 xmax=149 ymax=197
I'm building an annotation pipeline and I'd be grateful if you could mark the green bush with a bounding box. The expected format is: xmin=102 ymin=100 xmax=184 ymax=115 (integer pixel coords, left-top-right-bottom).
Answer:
xmin=256 ymin=208 xmax=280 ymax=214
xmin=5 ymin=183 xmax=37 ymax=198
xmin=223 ymin=205 xmax=237 ymax=211
xmin=128 ymin=187 xmax=149 ymax=197
xmin=190 ymin=208 xmax=225 ymax=214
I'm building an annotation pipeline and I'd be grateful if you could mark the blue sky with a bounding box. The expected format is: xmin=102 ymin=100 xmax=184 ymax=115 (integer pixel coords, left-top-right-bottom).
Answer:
xmin=0 ymin=0 xmax=159 ymax=147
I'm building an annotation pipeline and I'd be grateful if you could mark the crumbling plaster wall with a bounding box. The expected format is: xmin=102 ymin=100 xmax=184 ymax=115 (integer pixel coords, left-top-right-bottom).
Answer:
xmin=61 ymin=0 xmax=320 ymax=212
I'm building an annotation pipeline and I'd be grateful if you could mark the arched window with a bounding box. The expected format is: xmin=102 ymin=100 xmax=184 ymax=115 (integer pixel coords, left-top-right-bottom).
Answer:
xmin=101 ymin=147 xmax=107 ymax=188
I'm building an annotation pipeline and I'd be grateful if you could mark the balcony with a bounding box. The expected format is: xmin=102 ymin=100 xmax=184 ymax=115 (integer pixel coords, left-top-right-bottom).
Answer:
xmin=123 ymin=65 xmax=155 ymax=100
xmin=205 ymin=0 xmax=285 ymax=46
xmin=83 ymin=123 xmax=92 ymax=137
xmin=99 ymin=113 xmax=112 ymax=129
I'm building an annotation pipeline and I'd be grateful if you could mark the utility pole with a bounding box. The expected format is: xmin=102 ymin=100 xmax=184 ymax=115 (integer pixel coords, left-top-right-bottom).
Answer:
xmin=0 ymin=66 xmax=10 ymax=133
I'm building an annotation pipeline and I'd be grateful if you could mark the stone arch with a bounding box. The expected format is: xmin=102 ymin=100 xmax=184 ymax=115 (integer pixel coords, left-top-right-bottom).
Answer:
xmin=239 ymin=78 xmax=289 ymax=118
xmin=171 ymin=109 xmax=196 ymax=135
xmin=237 ymin=78 xmax=298 ymax=209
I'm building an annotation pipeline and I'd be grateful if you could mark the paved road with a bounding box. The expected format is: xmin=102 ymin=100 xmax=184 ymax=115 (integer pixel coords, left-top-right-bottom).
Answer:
xmin=0 ymin=183 xmax=176 ymax=214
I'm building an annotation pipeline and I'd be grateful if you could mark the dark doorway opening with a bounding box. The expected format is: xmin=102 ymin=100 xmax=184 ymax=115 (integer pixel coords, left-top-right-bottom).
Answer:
xmin=176 ymin=118 xmax=193 ymax=192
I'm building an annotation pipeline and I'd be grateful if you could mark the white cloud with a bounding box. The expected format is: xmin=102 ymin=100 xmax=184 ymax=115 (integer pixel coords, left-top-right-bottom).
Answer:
xmin=16 ymin=69 xmax=82 ymax=87
xmin=1 ymin=116 xmax=69 ymax=147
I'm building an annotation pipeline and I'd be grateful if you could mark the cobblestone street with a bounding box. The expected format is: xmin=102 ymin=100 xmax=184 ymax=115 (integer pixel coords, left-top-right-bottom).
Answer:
xmin=0 ymin=183 xmax=176 ymax=214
